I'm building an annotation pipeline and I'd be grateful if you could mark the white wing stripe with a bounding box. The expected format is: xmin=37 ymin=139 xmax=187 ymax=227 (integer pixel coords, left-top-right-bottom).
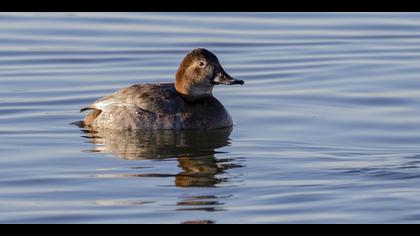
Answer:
xmin=94 ymin=99 xmax=116 ymax=110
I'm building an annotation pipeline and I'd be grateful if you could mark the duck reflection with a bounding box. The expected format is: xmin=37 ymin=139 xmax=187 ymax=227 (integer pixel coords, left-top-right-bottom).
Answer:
xmin=79 ymin=125 xmax=243 ymax=187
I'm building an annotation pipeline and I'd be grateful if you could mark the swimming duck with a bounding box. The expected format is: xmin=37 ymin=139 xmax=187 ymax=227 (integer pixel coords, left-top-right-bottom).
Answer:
xmin=81 ymin=48 xmax=244 ymax=130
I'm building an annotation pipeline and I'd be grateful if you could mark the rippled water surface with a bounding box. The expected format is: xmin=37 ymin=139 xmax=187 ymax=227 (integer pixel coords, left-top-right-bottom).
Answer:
xmin=3 ymin=13 xmax=420 ymax=223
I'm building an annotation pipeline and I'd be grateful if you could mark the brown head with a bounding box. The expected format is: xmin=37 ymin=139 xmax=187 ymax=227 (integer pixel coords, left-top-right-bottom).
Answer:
xmin=175 ymin=48 xmax=244 ymax=101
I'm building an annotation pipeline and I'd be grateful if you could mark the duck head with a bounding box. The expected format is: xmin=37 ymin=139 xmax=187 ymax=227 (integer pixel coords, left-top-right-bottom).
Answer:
xmin=175 ymin=48 xmax=244 ymax=101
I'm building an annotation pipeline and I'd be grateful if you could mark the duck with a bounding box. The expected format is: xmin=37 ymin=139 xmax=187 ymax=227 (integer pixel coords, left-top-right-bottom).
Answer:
xmin=80 ymin=48 xmax=244 ymax=130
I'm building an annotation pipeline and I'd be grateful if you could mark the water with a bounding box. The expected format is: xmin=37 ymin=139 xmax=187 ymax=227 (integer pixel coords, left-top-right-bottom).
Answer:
xmin=2 ymin=12 xmax=420 ymax=223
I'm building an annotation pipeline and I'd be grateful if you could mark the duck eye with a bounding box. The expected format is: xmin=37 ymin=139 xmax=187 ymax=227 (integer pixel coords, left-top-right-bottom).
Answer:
xmin=199 ymin=61 xmax=205 ymax=67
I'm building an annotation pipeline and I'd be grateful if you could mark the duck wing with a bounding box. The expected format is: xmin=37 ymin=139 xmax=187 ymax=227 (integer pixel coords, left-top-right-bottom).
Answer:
xmin=81 ymin=83 xmax=186 ymax=114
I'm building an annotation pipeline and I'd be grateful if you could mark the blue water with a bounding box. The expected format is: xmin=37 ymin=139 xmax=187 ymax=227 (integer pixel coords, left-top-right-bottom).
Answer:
xmin=2 ymin=12 xmax=420 ymax=223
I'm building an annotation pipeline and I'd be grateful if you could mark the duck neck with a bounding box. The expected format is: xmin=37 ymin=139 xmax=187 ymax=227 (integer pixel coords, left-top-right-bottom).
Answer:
xmin=175 ymin=78 xmax=214 ymax=102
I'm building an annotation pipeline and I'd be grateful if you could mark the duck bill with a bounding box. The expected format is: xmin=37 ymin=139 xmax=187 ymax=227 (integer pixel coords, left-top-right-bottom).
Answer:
xmin=212 ymin=70 xmax=244 ymax=85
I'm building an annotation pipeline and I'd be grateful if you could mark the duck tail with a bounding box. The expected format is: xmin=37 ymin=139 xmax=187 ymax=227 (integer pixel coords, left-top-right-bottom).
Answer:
xmin=83 ymin=109 xmax=102 ymax=126
xmin=80 ymin=106 xmax=93 ymax=112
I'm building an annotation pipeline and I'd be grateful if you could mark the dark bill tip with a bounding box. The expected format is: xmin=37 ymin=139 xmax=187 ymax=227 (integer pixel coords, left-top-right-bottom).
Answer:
xmin=228 ymin=79 xmax=245 ymax=85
